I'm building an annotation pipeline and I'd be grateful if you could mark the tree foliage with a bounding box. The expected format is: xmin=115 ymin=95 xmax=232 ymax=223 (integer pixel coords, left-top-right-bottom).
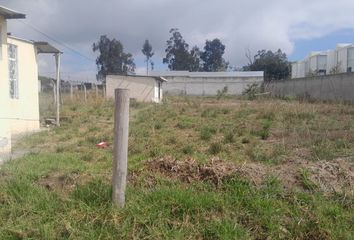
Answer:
xmin=189 ymin=46 xmax=202 ymax=71
xmin=142 ymin=39 xmax=154 ymax=75
xmin=201 ymin=39 xmax=229 ymax=72
xmin=93 ymin=35 xmax=135 ymax=79
xmin=163 ymin=28 xmax=192 ymax=71
xmin=244 ymin=49 xmax=290 ymax=81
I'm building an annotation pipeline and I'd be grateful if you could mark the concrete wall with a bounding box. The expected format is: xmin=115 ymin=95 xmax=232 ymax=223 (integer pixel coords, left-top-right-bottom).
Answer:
xmin=106 ymin=75 xmax=162 ymax=102
xmin=7 ymin=36 xmax=40 ymax=134
xmin=163 ymin=76 xmax=264 ymax=96
xmin=0 ymin=16 xmax=11 ymax=160
xmin=266 ymin=72 xmax=354 ymax=103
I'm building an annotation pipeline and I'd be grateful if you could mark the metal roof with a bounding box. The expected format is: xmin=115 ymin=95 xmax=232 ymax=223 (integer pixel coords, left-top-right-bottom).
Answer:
xmin=0 ymin=6 xmax=25 ymax=19
xmin=34 ymin=42 xmax=62 ymax=54
xmin=149 ymin=71 xmax=264 ymax=78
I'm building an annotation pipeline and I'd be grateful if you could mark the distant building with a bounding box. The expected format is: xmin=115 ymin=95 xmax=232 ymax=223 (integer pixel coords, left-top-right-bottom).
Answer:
xmin=106 ymin=75 xmax=166 ymax=103
xmin=292 ymin=43 xmax=354 ymax=78
xmin=149 ymin=71 xmax=264 ymax=96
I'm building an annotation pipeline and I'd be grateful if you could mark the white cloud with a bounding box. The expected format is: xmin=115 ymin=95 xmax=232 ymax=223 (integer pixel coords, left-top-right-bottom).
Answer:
xmin=1 ymin=0 xmax=354 ymax=76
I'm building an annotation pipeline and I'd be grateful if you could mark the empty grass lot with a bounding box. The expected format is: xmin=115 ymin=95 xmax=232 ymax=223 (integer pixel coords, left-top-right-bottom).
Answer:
xmin=0 ymin=94 xmax=353 ymax=239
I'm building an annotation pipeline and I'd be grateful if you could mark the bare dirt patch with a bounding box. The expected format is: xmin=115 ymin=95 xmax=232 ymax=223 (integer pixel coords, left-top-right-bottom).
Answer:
xmin=37 ymin=172 xmax=86 ymax=192
xmin=146 ymin=157 xmax=354 ymax=194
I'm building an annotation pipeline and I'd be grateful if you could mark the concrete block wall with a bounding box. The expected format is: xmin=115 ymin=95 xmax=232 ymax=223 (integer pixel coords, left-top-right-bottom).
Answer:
xmin=266 ymin=72 xmax=354 ymax=103
xmin=163 ymin=76 xmax=264 ymax=96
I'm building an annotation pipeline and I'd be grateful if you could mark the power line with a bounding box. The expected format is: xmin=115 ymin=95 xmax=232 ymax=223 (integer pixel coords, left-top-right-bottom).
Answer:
xmin=17 ymin=20 xmax=95 ymax=62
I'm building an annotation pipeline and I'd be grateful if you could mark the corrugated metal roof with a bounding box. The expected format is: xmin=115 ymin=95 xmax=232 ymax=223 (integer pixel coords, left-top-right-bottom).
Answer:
xmin=0 ymin=6 xmax=25 ymax=19
xmin=150 ymin=71 xmax=264 ymax=78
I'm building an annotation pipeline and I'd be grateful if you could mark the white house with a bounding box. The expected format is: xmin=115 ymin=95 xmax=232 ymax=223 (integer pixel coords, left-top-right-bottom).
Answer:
xmin=106 ymin=75 xmax=166 ymax=103
xmin=0 ymin=6 xmax=61 ymax=162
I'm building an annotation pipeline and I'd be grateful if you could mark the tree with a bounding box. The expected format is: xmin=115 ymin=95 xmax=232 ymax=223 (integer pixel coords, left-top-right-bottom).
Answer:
xmin=189 ymin=46 xmax=202 ymax=71
xmin=244 ymin=49 xmax=290 ymax=81
xmin=93 ymin=35 xmax=135 ymax=80
xmin=142 ymin=39 xmax=154 ymax=75
xmin=163 ymin=28 xmax=192 ymax=71
xmin=201 ymin=38 xmax=229 ymax=72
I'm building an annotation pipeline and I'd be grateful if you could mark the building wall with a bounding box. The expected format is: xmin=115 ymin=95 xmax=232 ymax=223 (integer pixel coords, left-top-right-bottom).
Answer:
xmin=163 ymin=76 xmax=264 ymax=96
xmin=266 ymin=72 xmax=354 ymax=103
xmin=337 ymin=47 xmax=348 ymax=72
xmin=7 ymin=37 xmax=40 ymax=135
xmin=106 ymin=75 xmax=161 ymax=102
xmin=326 ymin=50 xmax=337 ymax=74
xmin=0 ymin=16 xmax=12 ymax=160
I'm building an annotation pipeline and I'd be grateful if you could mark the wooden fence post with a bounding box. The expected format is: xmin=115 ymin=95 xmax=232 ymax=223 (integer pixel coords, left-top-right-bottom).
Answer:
xmin=83 ymin=84 xmax=87 ymax=102
xmin=55 ymin=53 xmax=61 ymax=127
xmin=112 ymin=89 xmax=130 ymax=207
xmin=70 ymin=82 xmax=73 ymax=101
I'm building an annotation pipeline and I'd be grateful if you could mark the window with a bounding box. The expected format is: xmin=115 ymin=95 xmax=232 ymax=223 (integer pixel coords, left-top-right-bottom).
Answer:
xmin=8 ymin=44 xmax=19 ymax=99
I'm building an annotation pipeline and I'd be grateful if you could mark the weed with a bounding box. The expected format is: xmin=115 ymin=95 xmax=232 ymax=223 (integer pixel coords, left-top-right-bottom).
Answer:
xmin=298 ymin=168 xmax=318 ymax=191
xmin=200 ymin=126 xmax=217 ymax=141
xmin=176 ymin=118 xmax=194 ymax=129
xmin=182 ymin=145 xmax=194 ymax=155
xmin=217 ymin=86 xmax=228 ymax=100
xmin=154 ymin=122 xmax=162 ymax=130
xmin=201 ymin=108 xmax=218 ymax=118
xmin=224 ymin=132 xmax=235 ymax=143
xmin=209 ymin=142 xmax=223 ymax=155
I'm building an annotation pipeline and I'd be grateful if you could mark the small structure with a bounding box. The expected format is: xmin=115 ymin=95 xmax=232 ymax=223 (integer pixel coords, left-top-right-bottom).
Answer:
xmin=150 ymin=71 xmax=264 ymax=96
xmin=0 ymin=5 xmax=61 ymax=162
xmin=106 ymin=75 xmax=166 ymax=103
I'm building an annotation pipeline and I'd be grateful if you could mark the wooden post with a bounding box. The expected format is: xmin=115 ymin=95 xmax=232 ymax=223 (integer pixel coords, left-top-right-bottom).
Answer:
xmin=112 ymin=89 xmax=130 ymax=207
xmin=52 ymin=80 xmax=56 ymax=104
xmin=95 ymin=84 xmax=98 ymax=98
xmin=83 ymin=83 xmax=87 ymax=102
xmin=70 ymin=82 xmax=73 ymax=100
xmin=55 ymin=53 xmax=61 ymax=126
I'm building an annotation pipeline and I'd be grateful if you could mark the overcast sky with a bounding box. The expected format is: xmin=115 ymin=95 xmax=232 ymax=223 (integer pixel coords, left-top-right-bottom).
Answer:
xmin=1 ymin=0 xmax=354 ymax=81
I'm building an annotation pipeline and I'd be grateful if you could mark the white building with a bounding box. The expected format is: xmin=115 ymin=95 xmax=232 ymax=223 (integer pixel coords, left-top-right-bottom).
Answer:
xmin=292 ymin=43 xmax=354 ymax=78
xmin=150 ymin=71 xmax=264 ymax=96
xmin=106 ymin=75 xmax=166 ymax=103
xmin=0 ymin=6 xmax=61 ymax=162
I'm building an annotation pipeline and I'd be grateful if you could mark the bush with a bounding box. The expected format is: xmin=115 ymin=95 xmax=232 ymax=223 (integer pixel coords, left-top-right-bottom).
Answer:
xmin=216 ymin=86 xmax=228 ymax=100
xmin=242 ymin=83 xmax=260 ymax=100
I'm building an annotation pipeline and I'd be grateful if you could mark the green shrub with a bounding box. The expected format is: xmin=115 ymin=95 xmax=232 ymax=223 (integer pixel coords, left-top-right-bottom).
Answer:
xmin=242 ymin=83 xmax=260 ymax=100
xmin=216 ymin=86 xmax=228 ymax=100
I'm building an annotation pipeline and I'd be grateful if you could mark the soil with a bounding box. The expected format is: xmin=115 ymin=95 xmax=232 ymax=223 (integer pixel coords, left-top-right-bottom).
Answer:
xmin=146 ymin=156 xmax=354 ymax=194
xmin=38 ymin=171 xmax=82 ymax=192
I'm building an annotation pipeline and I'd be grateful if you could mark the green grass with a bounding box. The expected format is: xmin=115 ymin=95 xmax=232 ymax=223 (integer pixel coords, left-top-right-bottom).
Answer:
xmin=0 ymin=95 xmax=353 ymax=239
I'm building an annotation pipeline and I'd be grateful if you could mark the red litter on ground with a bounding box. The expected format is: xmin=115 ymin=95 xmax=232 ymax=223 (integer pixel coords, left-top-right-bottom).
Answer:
xmin=96 ymin=141 xmax=108 ymax=148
